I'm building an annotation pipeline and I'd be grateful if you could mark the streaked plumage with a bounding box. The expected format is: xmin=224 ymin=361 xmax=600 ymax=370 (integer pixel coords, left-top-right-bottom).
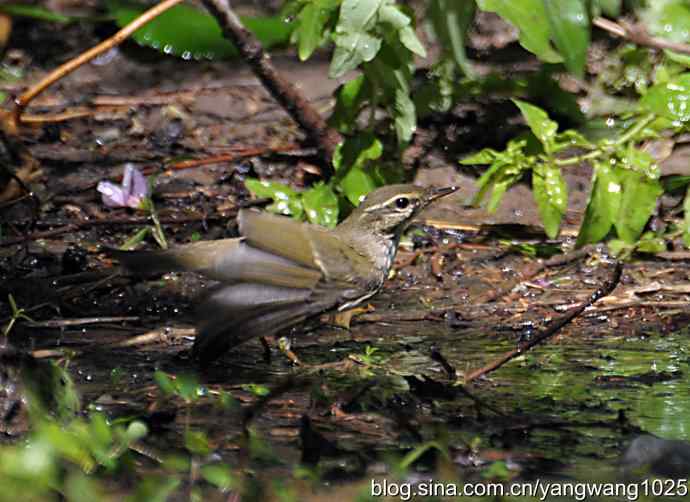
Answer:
xmin=109 ymin=184 xmax=456 ymax=363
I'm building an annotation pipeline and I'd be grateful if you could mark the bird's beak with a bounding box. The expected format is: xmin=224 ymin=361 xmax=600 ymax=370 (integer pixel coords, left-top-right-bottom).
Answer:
xmin=425 ymin=186 xmax=459 ymax=202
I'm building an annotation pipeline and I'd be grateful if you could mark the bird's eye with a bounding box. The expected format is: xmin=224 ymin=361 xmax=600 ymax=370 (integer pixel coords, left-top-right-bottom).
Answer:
xmin=395 ymin=197 xmax=410 ymax=210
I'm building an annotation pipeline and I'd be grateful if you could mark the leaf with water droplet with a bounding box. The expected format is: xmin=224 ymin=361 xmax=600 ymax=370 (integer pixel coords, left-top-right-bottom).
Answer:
xmin=245 ymin=179 xmax=304 ymax=220
xmin=302 ymin=182 xmax=339 ymax=228
xmin=640 ymin=0 xmax=690 ymax=45
xmin=614 ymin=168 xmax=662 ymax=244
xmin=576 ymin=160 xmax=621 ymax=247
xmin=512 ymin=99 xmax=558 ymax=152
xmin=532 ymin=160 xmax=567 ymax=239
xmin=641 ymin=73 xmax=690 ymax=122
xmin=107 ymin=0 xmax=294 ymax=60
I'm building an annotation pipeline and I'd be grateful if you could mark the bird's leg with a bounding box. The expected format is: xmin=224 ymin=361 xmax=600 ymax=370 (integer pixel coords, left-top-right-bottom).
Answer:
xmin=320 ymin=304 xmax=375 ymax=330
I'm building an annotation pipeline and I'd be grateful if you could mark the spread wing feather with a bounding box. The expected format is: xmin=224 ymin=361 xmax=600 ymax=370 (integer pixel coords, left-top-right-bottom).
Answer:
xmin=192 ymin=283 xmax=342 ymax=363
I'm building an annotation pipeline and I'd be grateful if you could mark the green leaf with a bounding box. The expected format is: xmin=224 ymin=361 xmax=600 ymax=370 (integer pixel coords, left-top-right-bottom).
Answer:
xmin=414 ymin=57 xmax=456 ymax=115
xmin=641 ymin=73 xmax=690 ymax=122
xmin=543 ymin=0 xmax=589 ymax=79
xmin=295 ymin=0 xmax=339 ymax=61
xmin=641 ymin=0 xmax=690 ymax=45
xmin=377 ymin=2 xmax=409 ymax=29
xmin=377 ymin=3 xmax=426 ymax=57
xmin=460 ymin=148 xmax=498 ymax=165
xmin=296 ymin=4 xmax=325 ymax=61
xmin=329 ymin=0 xmax=383 ymax=77
xmin=622 ymin=144 xmax=659 ymax=179
xmin=615 ymin=169 xmax=662 ymax=244
xmin=607 ymin=238 xmax=632 ymax=258
xmin=200 ymin=464 xmax=235 ymax=490
xmin=302 ymin=183 xmax=339 ymax=228
xmin=576 ymin=160 xmax=621 ymax=247
xmin=244 ymin=179 xmax=304 ymax=219
xmin=532 ymin=161 xmax=568 ymax=238
xmin=125 ymin=421 xmax=148 ymax=443
xmin=398 ymin=25 xmax=427 ymax=58
xmin=487 ymin=178 xmax=511 ymax=213
xmin=683 ymin=186 xmax=690 ymax=248
xmin=476 ymin=0 xmax=562 ymax=63
xmin=341 ymin=167 xmax=378 ymax=205
xmin=330 ymin=31 xmax=382 ymax=77
xmin=364 ymin=43 xmax=417 ymax=145
xmin=338 ymin=0 xmax=381 ymax=31
xmin=393 ymin=85 xmax=416 ymax=145
xmin=664 ymin=49 xmax=690 ymax=68
xmin=427 ymin=0 xmax=475 ymax=76
xmin=471 ymin=139 xmax=531 ymax=211
xmin=0 ymin=4 xmax=73 ymax=22
xmin=240 ymin=383 xmax=271 ymax=397
xmin=329 ymin=75 xmax=369 ymax=133
xmin=107 ymin=0 xmax=294 ymax=60
xmin=512 ymin=99 xmax=558 ymax=152
xmin=636 ymin=233 xmax=667 ymax=254
xmin=175 ymin=374 xmax=202 ymax=403
xmin=184 ymin=430 xmax=211 ymax=456
xmin=332 ymin=133 xmax=383 ymax=172
xmin=154 ymin=370 xmax=176 ymax=395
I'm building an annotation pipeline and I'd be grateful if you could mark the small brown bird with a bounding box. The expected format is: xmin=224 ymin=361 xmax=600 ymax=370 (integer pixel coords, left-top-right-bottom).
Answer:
xmin=110 ymin=184 xmax=457 ymax=363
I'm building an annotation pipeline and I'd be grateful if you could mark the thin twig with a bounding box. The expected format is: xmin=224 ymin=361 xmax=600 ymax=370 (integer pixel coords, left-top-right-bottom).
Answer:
xmin=465 ymin=261 xmax=623 ymax=383
xmin=26 ymin=316 xmax=140 ymax=328
xmin=107 ymin=327 xmax=196 ymax=348
xmin=593 ymin=16 xmax=690 ymax=56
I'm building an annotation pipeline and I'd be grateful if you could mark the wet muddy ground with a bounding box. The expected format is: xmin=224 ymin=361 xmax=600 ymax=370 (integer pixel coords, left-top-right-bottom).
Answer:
xmin=3 ymin=12 xmax=690 ymax=501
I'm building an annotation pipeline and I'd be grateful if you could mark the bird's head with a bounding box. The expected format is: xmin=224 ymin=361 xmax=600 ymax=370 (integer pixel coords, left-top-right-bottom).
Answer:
xmin=343 ymin=184 xmax=458 ymax=236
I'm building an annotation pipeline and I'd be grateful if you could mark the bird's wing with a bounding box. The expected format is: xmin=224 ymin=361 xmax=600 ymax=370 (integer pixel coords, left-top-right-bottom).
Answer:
xmin=106 ymin=240 xmax=241 ymax=276
xmin=192 ymin=282 xmax=347 ymax=363
xmin=108 ymin=239 xmax=322 ymax=290
xmin=239 ymin=209 xmax=373 ymax=284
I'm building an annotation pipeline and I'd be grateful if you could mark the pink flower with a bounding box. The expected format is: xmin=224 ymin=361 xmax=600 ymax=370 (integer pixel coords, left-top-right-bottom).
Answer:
xmin=97 ymin=164 xmax=148 ymax=209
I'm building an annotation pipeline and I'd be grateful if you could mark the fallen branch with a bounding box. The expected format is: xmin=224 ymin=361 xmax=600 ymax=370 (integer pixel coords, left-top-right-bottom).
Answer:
xmin=465 ymin=261 xmax=623 ymax=383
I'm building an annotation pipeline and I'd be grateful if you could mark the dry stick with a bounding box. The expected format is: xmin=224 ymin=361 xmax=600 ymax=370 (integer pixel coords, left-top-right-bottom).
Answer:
xmin=465 ymin=261 xmax=623 ymax=384
xmin=11 ymin=0 xmax=185 ymax=128
xmin=201 ymin=0 xmax=342 ymax=171
xmin=27 ymin=316 xmax=140 ymax=328
xmin=593 ymin=16 xmax=690 ymax=55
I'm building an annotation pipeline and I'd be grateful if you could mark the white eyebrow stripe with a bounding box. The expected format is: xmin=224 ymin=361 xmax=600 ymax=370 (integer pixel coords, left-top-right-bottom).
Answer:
xmin=363 ymin=193 xmax=420 ymax=212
